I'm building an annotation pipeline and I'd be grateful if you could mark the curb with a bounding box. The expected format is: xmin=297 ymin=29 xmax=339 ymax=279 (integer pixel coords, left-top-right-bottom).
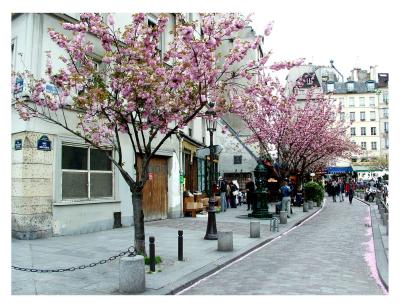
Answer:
xmin=156 ymin=203 xmax=326 ymax=295
xmin=355 ymin=197 xmax=388 ymax=292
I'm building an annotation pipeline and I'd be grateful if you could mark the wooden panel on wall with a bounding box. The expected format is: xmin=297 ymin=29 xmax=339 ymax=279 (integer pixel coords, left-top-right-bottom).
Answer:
xmin=137 ymin=156 xmax=168 ymax=221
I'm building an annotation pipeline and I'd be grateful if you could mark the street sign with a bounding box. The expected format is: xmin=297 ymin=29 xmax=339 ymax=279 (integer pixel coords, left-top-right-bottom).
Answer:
xmin=14 ymin=77 xmax=24 ymax=94
xmin=45 ymin=83 xmax=58 ymax=95
xmin=15 ymin=139 xmax=22 ymax=150
xmin=37 ymin=135 xmax=52 ymax=151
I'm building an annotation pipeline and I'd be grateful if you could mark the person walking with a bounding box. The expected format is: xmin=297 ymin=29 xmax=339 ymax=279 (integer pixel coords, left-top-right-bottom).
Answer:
xmin=219 ymin=176 xmax=227 ymax=212
xmin=279 ymin=179 xmax=292 ymax=218
xmin=339 ymin=179 xmax=345 ymax=202
xmin=348 ymin=180 xmax=354 ymax=205
xmin=245 ymin=177 xmax=256 ymax=211
xmin=229 ymin=180 xmax=238 ymax=208
xmin=331 ymin=180 xmax=337 ymax=202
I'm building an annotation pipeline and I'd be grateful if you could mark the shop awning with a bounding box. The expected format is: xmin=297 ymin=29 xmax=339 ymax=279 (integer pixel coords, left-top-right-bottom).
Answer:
xmin=352 ymin=165 xmax=383 ymax=172
xmin=325 ymin=166 xmax=353 ymax=174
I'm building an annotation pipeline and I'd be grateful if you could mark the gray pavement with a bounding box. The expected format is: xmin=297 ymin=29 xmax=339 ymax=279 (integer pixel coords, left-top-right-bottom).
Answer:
xmin=12 ymin=203 xmax=319 ymax=295
xmin=181 ymin=197 xmax=386 ymax=295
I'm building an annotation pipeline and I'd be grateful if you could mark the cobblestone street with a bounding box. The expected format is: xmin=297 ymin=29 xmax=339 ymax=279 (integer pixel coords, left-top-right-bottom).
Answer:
xmin=181 ymin=197 xmax=385 ymax=295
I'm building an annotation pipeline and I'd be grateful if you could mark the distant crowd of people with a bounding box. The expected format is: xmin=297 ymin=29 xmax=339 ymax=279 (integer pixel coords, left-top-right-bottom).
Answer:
xmin=325 ymin=178 xmax=356 ymax=204
xmin=325 ymin=177 xmax=389 ymax=204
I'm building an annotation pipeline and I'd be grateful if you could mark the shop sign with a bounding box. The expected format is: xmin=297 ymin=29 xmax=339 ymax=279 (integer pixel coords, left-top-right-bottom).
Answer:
xmin=37 ymin=135 xmax=51 ymax=151
xmin=15 ymin=139 xmax=22 ymax=150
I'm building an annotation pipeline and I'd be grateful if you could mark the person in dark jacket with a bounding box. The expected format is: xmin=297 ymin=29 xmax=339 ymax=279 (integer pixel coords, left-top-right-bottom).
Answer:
xmin=348 ymin=180 xmax=354 ymax=204
xmin=229 ymin=181 xmax=238 ymax=208
xmin=219 ymin=176 xmax=227 ymax=212
xmin=245 ymin=177 xmax=256 ymax=211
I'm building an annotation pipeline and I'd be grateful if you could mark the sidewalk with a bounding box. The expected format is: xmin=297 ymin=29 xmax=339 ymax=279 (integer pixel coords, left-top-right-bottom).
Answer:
xmin=354 ymin=196 xmax=388 ymax=290
xmin=12 ymin=203 xmax=322 ymax=295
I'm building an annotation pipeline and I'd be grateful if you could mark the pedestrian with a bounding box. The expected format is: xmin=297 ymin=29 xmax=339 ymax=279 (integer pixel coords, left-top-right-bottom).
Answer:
xmin=218 ymin=176 xmax=227 ymax=212
xmin=229 ymin=180 xmax=238 ymax=208
xmin=245 ymin=177 xmax=256 ymax=211
xmin=331 ymin=180 xmax=338 ymax=202
xmin=345 ymin=181 xmax=350 ymax=197
xmin=348 ymin=180 xmax=354 ymax=205
xmin=289 ymin=180 xmax=296 ymax=211
xmin=279 ymin=179 xmax=292 ymax=218
xmin=339 ymin=179 xmax=345 ymax=202
xmin=226 ymin=181 xmax=231 ymax=209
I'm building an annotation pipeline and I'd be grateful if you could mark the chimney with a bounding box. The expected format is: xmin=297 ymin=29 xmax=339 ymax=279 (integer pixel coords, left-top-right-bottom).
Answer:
xmin=370 ymin=65 xmax=377 ymax=81
xmin=351 ymin=68 xmax=358 ymax=81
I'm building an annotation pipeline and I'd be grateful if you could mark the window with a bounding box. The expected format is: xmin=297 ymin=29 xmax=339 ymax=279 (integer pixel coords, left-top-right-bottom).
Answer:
xmin=327 ymin=82 xmax=334 ymax=92
xmin=346 ymin=82 xmax=354 ymax=92
xmin=350 ymin=112 xmax=355 ymax=121
xmin=147 ymin=17 xmax=163 ymax=59
xmin=351 ymin=157 xmax=358 ymax=163
xmin=233 ymin=155 xmax=242 ymax=164
xmin=350 ymin=127 xmax=356 ymax=136
xmin=348 ymin=97 xmax=355 ymax=107
xmin=385 ymin=138 xmax=389 ymax=149
xmin=306 ymin=76 xmax=312 ymax=85
xmin=62 ymin=145 xmax=113 ymax=200
xmin=383 ymin=91 xmax=389 ymax=103
xmin=339 ymin=97 xmax=344 ymax=107
xmin=359 ymin=97 xmax=365 ymax=107
xmin=11 ymin=38 xmax=17 ymax=70
xmin=361 ymin=142 xmax=367 ymax=150
xmin=383 ymin=108 xmax=388 ymax=118
xmin=340 ymin=112 xmax=345 ymax=121
xmin=361 ymin=127 xmax=366 ymax=136
xmin=371 ymin=142 xmax=377 ymax=150
xmin=188 ymin=128 xmax=192 ymax=137
xmin=384 ymin=122 xmax=388 ymax=133
xmin=371 ymin=127 xmax=376 ymax=135
xmin=360 ymin=111 xmax=365 ymax=121
xmin=369 ymin=97 xmax=375 ymax=107
xmin=367 ymin=82 xmax=375 ymax=92
xmin=369 ymin=111 xmax=375 ymax=121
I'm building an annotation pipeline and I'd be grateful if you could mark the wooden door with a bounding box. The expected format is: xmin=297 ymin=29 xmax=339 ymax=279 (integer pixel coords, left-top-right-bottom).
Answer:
xmin=137 ymin=156 xmax=168 ymax=221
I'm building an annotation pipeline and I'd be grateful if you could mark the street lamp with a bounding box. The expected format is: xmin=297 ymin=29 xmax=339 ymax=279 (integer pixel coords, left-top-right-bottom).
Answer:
xmin=204 ymin=103 xmax=218 ymax=240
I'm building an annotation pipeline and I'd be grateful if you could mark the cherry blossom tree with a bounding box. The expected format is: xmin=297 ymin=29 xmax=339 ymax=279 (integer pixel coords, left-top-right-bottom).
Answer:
xmin=233 ymin=78 xmax=359 ymax=185
xmin=12 ymin=13 xmax=294 ymax=254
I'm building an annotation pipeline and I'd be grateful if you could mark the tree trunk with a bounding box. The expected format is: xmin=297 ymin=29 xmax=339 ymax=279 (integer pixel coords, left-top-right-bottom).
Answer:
xmin=132 ymin=189 xmax=146 ymax=256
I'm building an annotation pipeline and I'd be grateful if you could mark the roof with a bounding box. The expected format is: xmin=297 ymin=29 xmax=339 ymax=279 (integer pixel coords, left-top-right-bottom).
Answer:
xmin=322 ymin=80 xmax=377 ymax=94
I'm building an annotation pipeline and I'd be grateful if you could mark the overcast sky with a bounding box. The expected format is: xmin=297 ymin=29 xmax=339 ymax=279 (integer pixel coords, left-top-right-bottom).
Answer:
xmin=249 ymin=1 xmax=394 ymax=81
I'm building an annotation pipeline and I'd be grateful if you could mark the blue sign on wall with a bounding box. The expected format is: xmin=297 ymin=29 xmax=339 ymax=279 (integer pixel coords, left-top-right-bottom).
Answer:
xmin=37 ymin=135 xmax=52 ymax=151
xmin=15 ymin=139 xmax=22 ymax=150
xmin=45 ymin=83 xmax=58 ymax=95
xmin=14 ymin=77 xmax=24 ymax=94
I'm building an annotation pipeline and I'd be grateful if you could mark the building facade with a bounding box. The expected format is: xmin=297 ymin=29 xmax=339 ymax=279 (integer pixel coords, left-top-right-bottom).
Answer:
xmin=11 ymin=13 xmax=261 ymax=239
xmin=285 ymin=63 xmax=389 ymax=178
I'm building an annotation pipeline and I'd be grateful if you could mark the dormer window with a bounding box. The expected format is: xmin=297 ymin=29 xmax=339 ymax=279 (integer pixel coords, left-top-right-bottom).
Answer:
xmin=327 ymin=82 xmax=334 ymax=92
xmin=346 ymin=82 xmax=355 ymax=92
xmin=367 ymin=81 xmax=375 ymax=92
xmin=306 ymin=76 xmax=313 ymax=85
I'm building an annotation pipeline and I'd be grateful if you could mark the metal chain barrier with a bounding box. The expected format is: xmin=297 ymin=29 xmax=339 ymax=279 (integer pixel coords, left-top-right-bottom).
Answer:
xmin=12 ymin=246 xmax=136 ymax=273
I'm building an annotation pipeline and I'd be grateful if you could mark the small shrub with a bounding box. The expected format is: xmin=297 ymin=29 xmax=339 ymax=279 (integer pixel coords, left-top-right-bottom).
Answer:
xmin=304 ymin=181 xmax=324 ymax=203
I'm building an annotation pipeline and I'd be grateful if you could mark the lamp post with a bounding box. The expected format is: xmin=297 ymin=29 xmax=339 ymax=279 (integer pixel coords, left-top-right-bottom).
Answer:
xmin=204 ymin=103 xmax=218 ymax=240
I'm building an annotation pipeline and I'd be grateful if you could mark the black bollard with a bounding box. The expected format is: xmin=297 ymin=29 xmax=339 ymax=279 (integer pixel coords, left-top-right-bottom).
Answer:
xmin=149 ymin=236 xmax=155 ymax=272
xmin=178 ymin=230 xmax=183 ymax=261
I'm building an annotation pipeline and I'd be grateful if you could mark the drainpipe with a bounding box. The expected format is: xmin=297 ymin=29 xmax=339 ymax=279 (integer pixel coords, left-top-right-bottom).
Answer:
xmin=176 ymin=132 xmax=184 ymax=217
